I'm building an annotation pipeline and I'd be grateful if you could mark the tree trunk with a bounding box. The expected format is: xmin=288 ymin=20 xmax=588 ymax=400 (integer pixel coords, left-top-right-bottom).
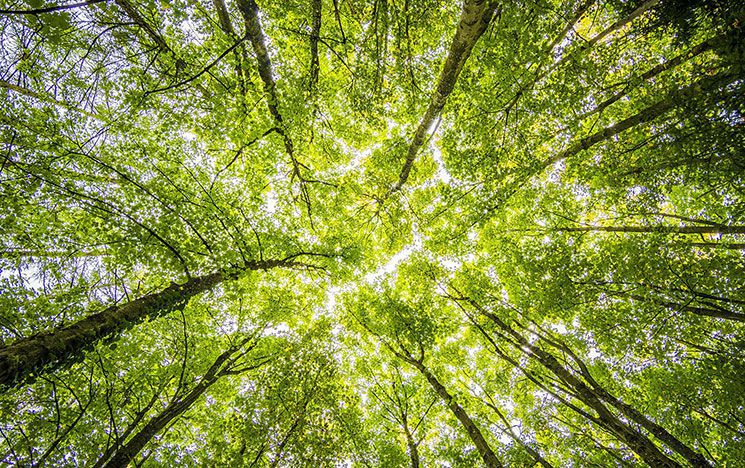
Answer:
xmin=518 ymin=338 xmax=683 ymax=467
xmin=544 ymin=71 xmax=738 ymax=168
xmin=235 ymin=0 xmax=312 ymax=211
xmin=483 ymin=398 xmax=554 ymax=468
xmin=409 ymin=359 xmax=503 ymax=468
xmin=114 ymin=0 xmax=175 ymax=57
xmin=0 ymin=257 xmax=307 ymax=389
xmin=557 ymin=225 xmax=745 ymax=235
xmin=101 ymin=340 xmax=254 ymax=467
xmin=531 ymin=321 xmax=713 ymax=468
xmin=211 ymin=0 xmax=251 ymax=91
xmin=92 ymin=391 xmax=162 ymax=468
xmin=102 ymin=380 xmax=207 ymax=467
xmin=309 ymin=0 xmax=322 ymax=93
xmin=500 ymin=0 xmax=593 ymax=116
xmin=594 ymin=387 xmax=712 ymax=467
xmin=0 ymin=272 xmax=222 ymax=389
xmin=467 ymin=302 xmax=687 ymax=467
xmin=627 ymin=293 xmax=745 ymax=322
xmin=583 ymin=30 xmax=731 ymax=119
xmin=505 ymin=0 xmax=658 ymax=116
xmin=392 ymin=0 xmax=498 ymax=192
xmin=561 ymin=0 xmax=659 ymax=60
xmin=403 ymin=424 xmax=420 ymax=468
xmin=235 ymin=0 xmax=294 ymax=157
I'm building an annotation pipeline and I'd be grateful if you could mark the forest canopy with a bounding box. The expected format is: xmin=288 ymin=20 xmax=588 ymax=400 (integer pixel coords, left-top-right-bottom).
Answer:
xmin=0 ymin=0 xmax=744 ymax=465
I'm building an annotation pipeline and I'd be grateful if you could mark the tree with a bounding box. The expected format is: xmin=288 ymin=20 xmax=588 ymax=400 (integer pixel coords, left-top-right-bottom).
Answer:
xmin=1 ymin=0 xmax=744 ymax=465
xmin=98 ymin=331 xmax=268 ymax=467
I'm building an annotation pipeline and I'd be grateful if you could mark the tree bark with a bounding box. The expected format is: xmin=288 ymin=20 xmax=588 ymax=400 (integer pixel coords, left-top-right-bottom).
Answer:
xmin=403 ymin=423 xmax=420 ymax=468
xmin=101 ymin=377 xmax=208 ymax=467
xmin=114 ymin=0 xmax=176 ymax=58
xmin=92 ymin=390 xmax=162 ymax=468
xmin=407 ymin=358 xmax=503 ymax=468
xmin=235 ymin=0 xmax=314 ymax=216
xmin=211 ymin=0 xmax=251 ymax=91
xmin=530 ymin=321 xmax=713 ymax=468
xmin=593 ymin=386 xmax=712 ymax=468
xmin=503 ymin=0 xmax=658 ymax=117
xmin=236 ymin=0 xmax=280 ymax=118
xmin=0 ymin=79 xmax=100 ymax=118
xmin=391 ymin=0 xmax=498 ymax=192
xmin=561 ymin=0 xmax=659 ymax=61
xmin=100 ymin=339 xmax=259 ymax=467
xmin=512 ymin=336 xmax=683 ymax=467
xmin=582 ymin=31 xmax=730 ymax=119
xmin=0 ymin=272 xmax=220 ymax=389
xmin=235 ymin=0 xmax=295 ymax=159
xmin=627 ymin=293 xmax=745 ymax=322
xmin=461 ymin=298 xmax=694 ymax=467
xmin=544 ymin=71 xmax=738 ymax=168
xmin=501 ymin=0 xmax=594 ymax=117
xmin=483 ymin=397 xmax=554 ymax=467
xmin=309 ymin=0 xmax=322 ymax=93
xmin=0 ymin=257 xmax=312 ymax=389
xmin=556 ymin=224 xmax=745 ymax=235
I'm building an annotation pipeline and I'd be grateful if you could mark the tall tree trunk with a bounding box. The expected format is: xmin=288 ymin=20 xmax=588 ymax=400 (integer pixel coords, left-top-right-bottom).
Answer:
xmin=556 ymin=0 xmax=659 ymax=65
xmin=235 ymin=0 xmax=315 ymax=218
xmin=403 ymin=423 xmax=420 ymax=468
xmin=114 ymin=0 xmax=176 ymax=58
xmin=503 ymin=0 xmax=658 ymax=116
xmin=92 ymin=391 xmax=162 ymax=468
xmin=556 ymin=225 xmax=745 ymax=235
xmin=0 ymin=272 xmax=220 ymax=389
xmin=0 ymin=257 xmax=309 ymax=389
xmin=501 ymin=0 xmax=593 ymax=116
xmin=391 ymin=0 xmax=498 ymax=192
xmin=544 ymin=71 xmax=738 ymax=168
xmin=0 ymin=79 xmax=100 ymax=118
xmin=593 ymin=386 xmax=712 ymax=467
xmin=100 ymin=338 xmax=260 ymax=467
xmin=457 ymin=296 xmax=700 ymax=467
xmin=582 ymin=30 xmax=732 ymax=119
xmin=405 ymin=357 xmax=503 ymax=468
xmin=625 ymin=293 xmax=745 ymax=322
xmin=528 ymin=321 xmax=713 ymax=468
xmin=235 ymin=0 xmax=298 ymax=169
xmin=211 ymin=0 xmax=251 ymax=91
xmin=308 ymin=0 xmax=322 ymax=93
xmin=482 ymin=397 xmax=554 ymax=467
xmin=513 ymin=336 xmax=683 ymax=467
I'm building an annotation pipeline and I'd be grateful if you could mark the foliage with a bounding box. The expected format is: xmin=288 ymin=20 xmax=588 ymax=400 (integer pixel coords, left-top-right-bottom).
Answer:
xmin=0 ymin=0 xmax=744 ymax=465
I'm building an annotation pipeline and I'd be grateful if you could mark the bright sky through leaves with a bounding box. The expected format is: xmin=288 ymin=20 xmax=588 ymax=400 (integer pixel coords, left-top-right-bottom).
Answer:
xmin=0 ymin=0 xmax=744 ymax=466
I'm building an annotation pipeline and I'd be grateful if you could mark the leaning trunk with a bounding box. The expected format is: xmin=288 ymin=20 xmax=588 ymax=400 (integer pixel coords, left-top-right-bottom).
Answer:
xmin=557 ymin=225 xmax=745 ymax=235
xmin=100 ymin=341 xmax=243 ymax=467
xmin=545 ymin=71 xmax=738 ymax=168
xmin=392 ymin=0 xmax=498 ymax=192
xmin=410 ymin=360 xmax=503 ymax=468
xmin=626 ymin=293 xmax=745 ymax=323
xmin=102 ymin=386 xmax=208 ymax=467
xmin=594 ymin=388 xmax=712 ymax=467
xmin=403 ymin=424 xmax=420 ymax=468
xmin=521 ymin=340 xmax=683 ymax=467
xmin=0 ymin=257 xmax=301 ymax=389
xmin=0 ymin=272 xmax=223 ymax=389
xmin=473 ymin=305 xmax=688 ymax=467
